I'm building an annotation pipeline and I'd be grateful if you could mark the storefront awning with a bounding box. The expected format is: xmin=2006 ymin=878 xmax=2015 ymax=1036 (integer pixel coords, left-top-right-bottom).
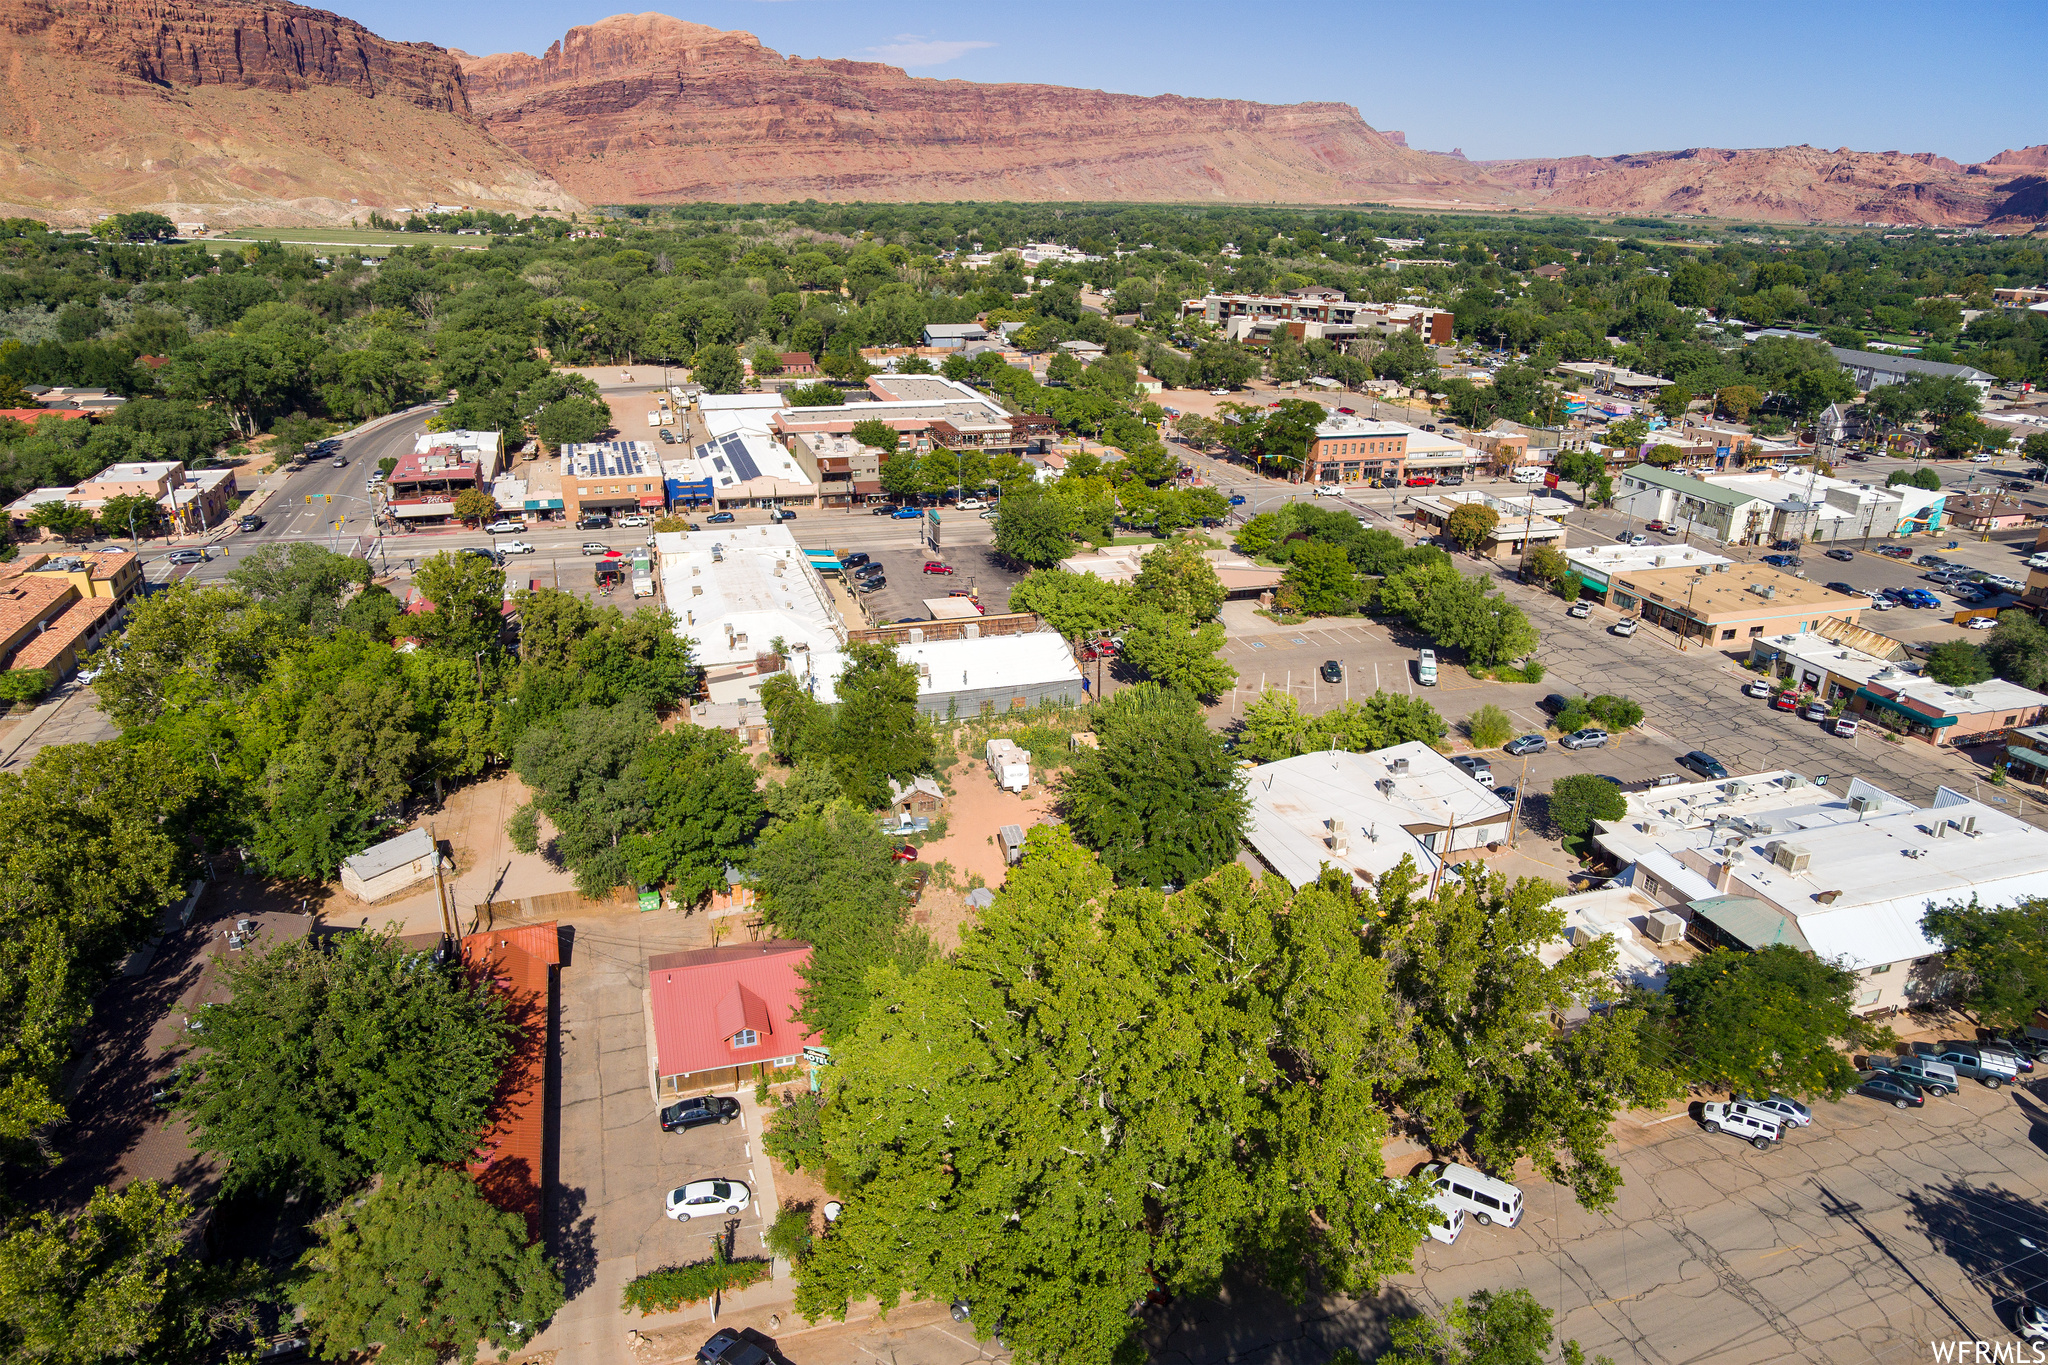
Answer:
xmin=1856 ymin=687 xmax=1958 ymax=728
xmin=522 ymin=497 xmax=564 ymax=510
xmin=2007 ymin=744 xmax=2048 ymax=769
xmin=390 ymin=502 xmax=454 ymax=518
xmin=638 ymin=495 xmax=666 ymax=508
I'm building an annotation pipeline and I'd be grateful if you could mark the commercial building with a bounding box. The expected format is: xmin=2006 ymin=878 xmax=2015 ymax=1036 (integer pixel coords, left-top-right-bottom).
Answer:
xmin=1592 ymin=771 xmax=2048 ymax=1015
xmin=1307 ymin=415 xmax=1409 ymax=484
xmin=1243 ymin=743 xmax=1512 ymax=890
xmin=560 ymin=441 xmax=667 ymax=523
xmin=1605 ymin=563 xmax=1861 ymax=647
xmin=6 ymin=548 xmax=144 ymax=617
xmin=0 ymin=571 xmax=120 ymax=679
xmin=385 ymin=444 xmax=487 ymax=524
xmin=1562 ymin=543 xmax=1732 ymax=602
xmin=654 ymin=524 xmax=845 ymax=705
xmin=1751 ymin=631 xmax=2048 ymax=746
xmin=1555 ymin=361 xmax=1673 ymax=394
xmin=648 ymin=941 xmax=819 ymax=1096
xmin=792 ymin=630 xmax=1084 ymax=717
xmin=782 ymin=430 xmax=881 ymax=507
xmin=1058 ymin=544 xmax=1282 ymax=598
xmin=1830 ymin=347 xmax=1993 ymax=395
xmin=460 ymin=923 xmax=561 ymax=1240
xmin=1946 ymin=492 xmax=2030 ymax=534
xmin=769 ymin=376 xmax=1039 ymax=460
xmin=1409 ymin=491 xmax=1567 ymax=562
xmin=1181 ymin=292 xmax=1455 ymax=345
xmin=162 ymin=467 xmax=237 ymax=533
xmin=1613 ymin=464 xmax=1944 ymax=545
xmin=668 ymin=430 xmax=815 ymax=510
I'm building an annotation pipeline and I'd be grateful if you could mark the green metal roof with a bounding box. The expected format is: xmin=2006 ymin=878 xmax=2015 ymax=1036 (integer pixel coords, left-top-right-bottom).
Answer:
xmin=1688 ymin=895 xmax=1811 ymax=953
xmin=1619 ymin=464 xmax=1758 ymax=510
xmin=1856 ymin=688 xmax=1959 ymax=728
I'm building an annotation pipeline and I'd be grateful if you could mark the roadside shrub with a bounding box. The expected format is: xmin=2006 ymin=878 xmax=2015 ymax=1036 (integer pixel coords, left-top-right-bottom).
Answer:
xmin=620 ymin=1250 xmax=771 ymax=1315
xmin=765 ymin=1203 xmax=814 ymax=1264
xmin=1465 ymin=704 xmax=1514 ymax=750
xmin=0 ymin=668 xmax=51 ymax=706
xmin=762 ymin=1090 xmax=827 ymax=1173
xmin=1584 ymin=694 xmax=1643 ymax=730
xmin=1550 ymin=773 xmax=1627 ymax=838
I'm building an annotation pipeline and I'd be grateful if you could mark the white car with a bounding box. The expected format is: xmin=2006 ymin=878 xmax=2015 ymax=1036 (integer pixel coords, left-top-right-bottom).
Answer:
xmin=980 ymin=509 xmax=998 ymax=519
xmin=957 ymin=498 xmax=986 ymax=510
xmin=1611 ymin=617 xmax=1638 ymax=637
xmin=1972 ymin=453 xmax=1994 ymax=463
xmin=1968 ymin=615 xmax=1998 ymax=630
xmin=1744 ymin=678 xmax=1772 ymax=698
xmin=2021 ymin=1303 xmax=2048 ymax=1346
xmin=499 ymin=540 xmax=536 ymax=555
xmin=485 ymin=520 xmax=523 ymax=534
xmin=1209 ymin=388 xmax=1230 ymax=396
xmin=665 ymin=1179 xmax=750 ymax=1221
xmin=1868 ymin=597 xmax=1895 ymax=610
xmin=1737 ymin=1093 xmax=1813 ymax=1128
xmin=1314 ymin=484 xmax=1344 ymax=497
xmin=617 ymin=514 xmax=650 ymax=528
xmin=1566 ymin=600 xmax=1593 ymax=619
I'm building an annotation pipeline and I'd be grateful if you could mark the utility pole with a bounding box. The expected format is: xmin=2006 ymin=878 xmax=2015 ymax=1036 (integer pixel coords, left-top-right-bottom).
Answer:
xmin=429 ymin=820 xmax=457 ymax=944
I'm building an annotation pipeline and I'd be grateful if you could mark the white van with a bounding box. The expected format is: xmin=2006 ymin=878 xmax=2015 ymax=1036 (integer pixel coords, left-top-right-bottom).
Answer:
xmin=1421 ymin=1188 xmax=1466 ymax=1245
xmin=1417 ymin=649 xmax=1438 ymax=687
xmin=1699 ymin=1101 xmax=1784 ymax=1150
xmin=1416 ymin=1161 xmax=1522 ymax=1228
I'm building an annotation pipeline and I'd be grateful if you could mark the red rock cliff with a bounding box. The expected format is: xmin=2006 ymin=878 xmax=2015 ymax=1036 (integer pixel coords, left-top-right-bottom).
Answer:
xmin=461 ymin=13 xmax=1506 ymax=206
xmin=2 ymin=0 xmax=470 ymax=110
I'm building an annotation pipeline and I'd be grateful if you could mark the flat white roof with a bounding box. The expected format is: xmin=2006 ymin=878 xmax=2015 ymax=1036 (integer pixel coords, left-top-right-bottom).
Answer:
xmin=1594 ymin=771 xmax=2048 ymax=970
xmin=795 ymin=632 xmax=1080 ymax=704
xmin=1243 ymin=743 xmax=1510 ymax=889
xmin=654 ymin=524 xmax=844 ymax=669
xmin=697 ymin=392 xmax=789 ymax=411
xmin=1564 ymin=543 xmax=1733 ymax=576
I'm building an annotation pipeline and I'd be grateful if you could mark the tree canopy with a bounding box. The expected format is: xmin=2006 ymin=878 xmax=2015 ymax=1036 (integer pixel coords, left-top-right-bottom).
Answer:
xmin=1062 ymin=683 xmax=1247 ymax=888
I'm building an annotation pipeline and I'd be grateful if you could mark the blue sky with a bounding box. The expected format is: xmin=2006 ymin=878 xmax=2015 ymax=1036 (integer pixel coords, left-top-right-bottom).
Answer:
xmin=356 ymin=0 xmax=2044 ymax=164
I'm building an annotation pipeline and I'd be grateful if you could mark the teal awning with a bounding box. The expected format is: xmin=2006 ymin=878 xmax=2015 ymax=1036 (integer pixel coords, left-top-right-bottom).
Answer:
xmin=2007 ymin=744 xmax=2048 ymax=770
xmin=1856 ymin=688 xmax=1958 ymax=728
xmin=1689 ymin=895 xmax=1811 ymax=953
xmin=522 ymin=497 xmax=564 ymax=510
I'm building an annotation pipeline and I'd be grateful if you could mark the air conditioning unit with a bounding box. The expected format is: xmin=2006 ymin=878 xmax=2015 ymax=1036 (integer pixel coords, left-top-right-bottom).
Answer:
xmin=1952 ymin=815 xmax=1978 ymax=835
xmin=907 ymin=628 xmax=924 ymax=645
xmin=1927 ymin=821 xmax=1948 ymax=839
xmin=1849 ymin=794 xmax=1882 ymax=815
xmin=1389 ymin=758 xmax=1411 ymax=775
xmin=1771 ymin=842 xmax=1812 ymax=874
xmin=1645 ymin=911 xmax=1685 ymax=945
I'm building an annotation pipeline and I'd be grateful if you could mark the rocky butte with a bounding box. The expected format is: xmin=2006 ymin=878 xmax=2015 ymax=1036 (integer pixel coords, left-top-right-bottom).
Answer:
xmin=0 ymin=0 xmax=577 ymax=225
xmin=457 ymin=13 xmax=1509 ymax=208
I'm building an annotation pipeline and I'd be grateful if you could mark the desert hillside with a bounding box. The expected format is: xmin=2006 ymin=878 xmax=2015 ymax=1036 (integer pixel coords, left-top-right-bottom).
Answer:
xmin=458 ymin=13 xmax=1509 ymax=208
xmin=0 ymin=0 xmax=577 ymax=225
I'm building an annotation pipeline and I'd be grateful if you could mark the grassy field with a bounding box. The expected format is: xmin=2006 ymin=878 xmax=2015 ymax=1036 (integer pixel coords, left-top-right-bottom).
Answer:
xmin=216 ymin=227 xmax=489 ymax=252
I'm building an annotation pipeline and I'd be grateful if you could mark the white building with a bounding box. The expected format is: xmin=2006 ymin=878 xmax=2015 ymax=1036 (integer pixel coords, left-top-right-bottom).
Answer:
xmin=1750 ymin=631 xmax=2048 ymax=745
xmin=1243 ymin=743 xmax=1511 ymax=890
xmin=792 ymin=630 xmax=1083 ymax=717
xmin=653 ymin=525 xmax=845 ymax=704
xmin=1592 ymin=771 xmax=2048 ymax=1014
xmin=414 ymin=428 xmax=504 ymax=481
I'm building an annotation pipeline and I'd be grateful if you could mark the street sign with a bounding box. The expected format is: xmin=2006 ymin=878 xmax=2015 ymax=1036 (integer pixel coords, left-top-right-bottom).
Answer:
xmin=926 ymin=508 xmax=942 ymax=551
xmin=802 ymin=1045 xmax=833 ymax=1066
xmin=637 ymin=888 xmax=659 ymax=912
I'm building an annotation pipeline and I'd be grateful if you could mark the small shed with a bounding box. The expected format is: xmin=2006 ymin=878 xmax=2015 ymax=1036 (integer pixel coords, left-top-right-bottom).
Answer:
xmin=339 ymin=828 xmax=444 ymax=902
xmin=887 ymin=776 xmax=946 ymax=818
xmin=998 ymin=823 xmax=1027 ymax=866
xmin=965 ymin=887 xmax=996 ymax=910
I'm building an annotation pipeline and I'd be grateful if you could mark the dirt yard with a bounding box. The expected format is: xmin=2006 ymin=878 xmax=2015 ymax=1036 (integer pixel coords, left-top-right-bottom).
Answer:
xmin=913 ymin=749 xmax=1057 ymax=892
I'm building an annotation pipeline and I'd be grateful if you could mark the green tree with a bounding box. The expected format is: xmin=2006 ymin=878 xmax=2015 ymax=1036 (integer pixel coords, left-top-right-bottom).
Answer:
xmin=623 ymin=727 xmax=764 ymax=904
xmin=993 ymin=492 xmax=1076 ymax=569
xmin=1932 ymin=414 xmax=1991 ymax=457
xmin=176 ymin=929 xmax=515 ymax=1201
xmin=1131 ymin=537 xmax=1225 ymax=620
xmin=692 ymin=343 xmax=744 ymax=394
xmin=1235 ymin=689 xmax=1447 ymax=762
xmin=784 ymin=382 xmax=842 ymax=408
xmin=93 ymin=493 xmax=165 ymax=541
xmin=1606 ymin=417 xmax=1649 ymax=454
xmin=850 ymin=419 xmax=901 ymax=455
xmin=159 ymin=332 xmax=292 ymax=436
xmin=752 ymin=802 xmax=928 ymax=1039
xmin=510 ymin=700 xmax=656 ymax=896
xmin=793 ymin=834 xmax=1431 ymax=1365
xmin=1465 ymin=703 xmax=1514 ymax=749
xmin=1716 ymin=385 xmax=1762 ymax=423
xmin=1554 ymin=449 xmax=1605 ymax=504
xmin=1925 ymin=639 xmax=1992 ymax=687
xmin=1653 ymin=384 xmax=1693 ymax=423
xmin=1985 ymin=610 xmax=2048 ymax=690
xmin=1524 ymin=544 xmax=1568 ymax=586
xmin=1009 ymin=569 xmax=1133 ymax=639
xmin=0 ymin=668 xmax=50 ymax=706
xmin=1377 ymin=561 xmax=1537 ymax=667
xmin=1119 ymin=606 xmax=1236 ymax=700
xmin=1385 ymin=1287 xmax=1610 ymax=1365
xmin=1282 ymin=540 xmax=1363 ymax=614
xmin=1443 ymin=502 xmax=1501 ymax=552
xmin=227 ymin=543 xmax=373 ymax=634
xmin=817 ymin=641 xmax=936 ymax=807
xmin=410 ymin=551 xmax=506 ymax=656
xmin=535 ymin=396 xmax=610 ymax=446
xmin=1548 ymin=772 xmax=1625 ymax=838
xmin=1062 ymin=684 xmax=1247 ymax=887
xmin=251 ymin=668 xmax=421 ymax=879
xmin=296 ymin=1165 xmax=563 ymax=1365
xmin=1919 ymin=899 xmax=2048 ymax=1032
xmin=451 ymin=488 xmax=498 ymax=525
xmin=1660 ymin=946 xmax=1887 ymax=1099
xmin=25 ymin=502 xmax=93 ymax=540
xmin=0 ymin=1180 xmax=191 ymax=1365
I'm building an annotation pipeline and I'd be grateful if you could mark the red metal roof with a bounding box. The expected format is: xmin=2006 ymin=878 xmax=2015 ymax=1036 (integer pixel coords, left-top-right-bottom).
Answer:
xmin=647 ymin=940 xmax=816 ymax=1080
xmin=461 ymin=924 xmax=560 ymax=1239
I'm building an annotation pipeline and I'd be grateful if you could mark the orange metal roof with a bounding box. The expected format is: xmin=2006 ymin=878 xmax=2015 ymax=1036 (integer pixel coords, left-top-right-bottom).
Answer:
xmin=461 ymin=924 xmax=559 ymax=1239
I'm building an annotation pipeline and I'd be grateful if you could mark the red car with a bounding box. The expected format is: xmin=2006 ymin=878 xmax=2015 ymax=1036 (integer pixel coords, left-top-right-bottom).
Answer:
xmin=1645 ymin=520 xmax=1668 ymax=532
xmin=1080 ymin=640 xmax=1119 ymax=661
xmin=891 ymin=844 xmax=919 ymax=863
xmin=1406 ymin=475 xmax=1437 ymax=487
xmin=922 ymin=561 xmax=955 ymax=575
xmin=1772 ymin=692 xmax=1802 ymax=712
xmin=1337 ymin=406 xmax=1357 ymax=415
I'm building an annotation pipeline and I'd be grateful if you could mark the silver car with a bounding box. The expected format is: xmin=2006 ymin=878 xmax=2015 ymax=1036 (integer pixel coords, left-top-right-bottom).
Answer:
xmin=1736 ymin=1093 xmax=1812 ymax=1128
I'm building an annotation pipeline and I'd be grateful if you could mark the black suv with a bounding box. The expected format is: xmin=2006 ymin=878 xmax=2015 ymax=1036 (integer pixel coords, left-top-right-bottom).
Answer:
xmin=1319 ymin=660 xmax=1343 ymax=683
xmin=579 ymin=514 xmax=610 ymax=530
xmin=238 ymin=514 xmax=263 ymax=531
xmin=1677 ymin=750 xmax=1728 ymax=780
xmin=853 ymin=560 xmax=885 ymax=579
xmin=660 ymin=1095 xmax=740 ymax=1132
xmin=841 ymin=552 xmax=872 ymax=570
xmin=697 ymin=1329 xmax=772 ymax=1365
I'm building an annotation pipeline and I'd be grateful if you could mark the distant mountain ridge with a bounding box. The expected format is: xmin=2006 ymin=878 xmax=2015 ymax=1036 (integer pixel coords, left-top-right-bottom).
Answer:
xmin=0 ymin=0 xmax=2036 ymax=229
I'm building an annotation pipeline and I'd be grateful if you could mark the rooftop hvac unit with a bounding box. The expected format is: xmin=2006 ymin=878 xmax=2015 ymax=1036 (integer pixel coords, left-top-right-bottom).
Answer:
xmin=1645 ymin=911 xmax=1685 ymax=945
xmin=1728 ymin=781 xmax=1752 ymax=798
xmin=1389 ymin=758 xmax=1411 ymax=775
xmin=1849 ymin=794 xmax=1882 ymax=815
xmin=1770 ymin=842 xmax=1812 ymax=874
xmin=964 ymin=623 xmax=981 ymax=639
xmin=1376 ymin=778 xmax=1396 ymax=795
xmin=907 ymin=628 xmax=924 ymax=645
xmin=1927 ymin=821 xmax=1948 ymax=839
xmin=1715 ymin=562 xmax=1730 ymax=572
xmin=1329 ymin=835 xmax=1349 ymax=854
xmin=1952 ymin=815 xmax=1978 ymax=835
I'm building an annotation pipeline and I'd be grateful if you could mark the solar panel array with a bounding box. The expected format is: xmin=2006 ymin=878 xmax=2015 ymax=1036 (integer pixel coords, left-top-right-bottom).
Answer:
xmin=569 ymin=442 xmax=652 ymax=478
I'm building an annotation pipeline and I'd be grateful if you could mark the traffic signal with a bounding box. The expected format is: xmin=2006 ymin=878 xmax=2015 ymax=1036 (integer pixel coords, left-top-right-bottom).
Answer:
xmin=304 ymin=495 xmax=313 ymax=504
xmin=324 ymin=494 xmax=334 ymax=504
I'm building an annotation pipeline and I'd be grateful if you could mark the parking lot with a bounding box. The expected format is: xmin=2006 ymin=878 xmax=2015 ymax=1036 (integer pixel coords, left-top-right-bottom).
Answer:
xmin=1136 ymin=1070 xmax=2048 ymax=1365
xmin=839 ymin=535 xmax=1024 ymax=625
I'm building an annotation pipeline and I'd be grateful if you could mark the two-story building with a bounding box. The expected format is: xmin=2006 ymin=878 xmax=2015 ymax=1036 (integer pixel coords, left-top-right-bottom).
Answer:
xmin=1306 ymin=415 xmax=1410 ymax=484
